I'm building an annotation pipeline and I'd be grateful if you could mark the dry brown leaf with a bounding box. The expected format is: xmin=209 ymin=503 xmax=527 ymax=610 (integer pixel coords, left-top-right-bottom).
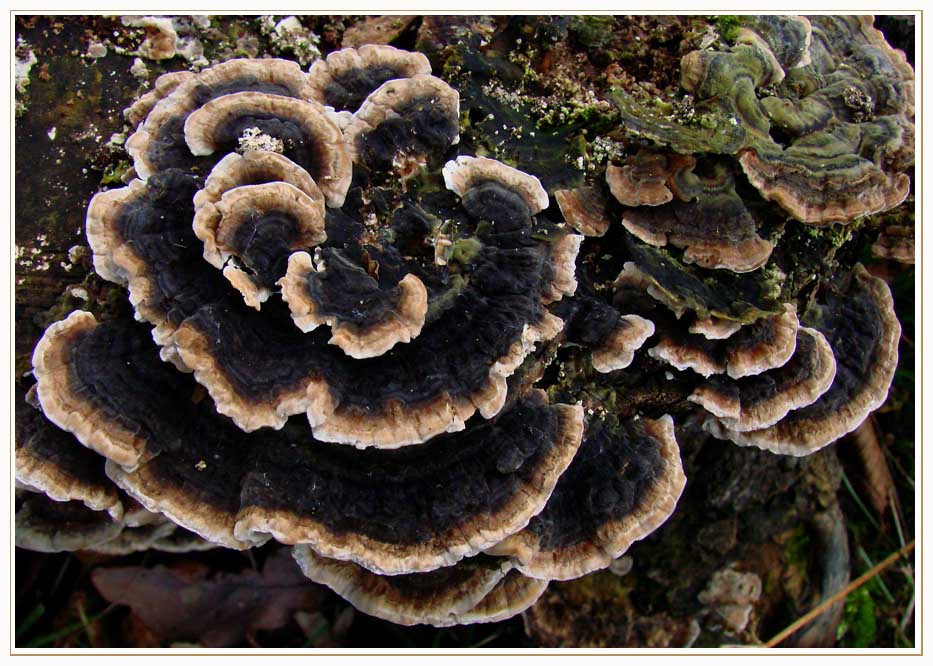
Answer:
xmin=90 ymin=549 xmax=324 ymax=647
xmin=845 ymin=416 xmax=895 ymax=518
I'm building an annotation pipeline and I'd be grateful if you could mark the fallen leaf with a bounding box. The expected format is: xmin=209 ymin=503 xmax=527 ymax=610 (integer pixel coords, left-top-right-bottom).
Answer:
xmin=845 ymin=417 xmax=894 ymax=519
xmin=91 ymin=549 xmax=324 ymax=647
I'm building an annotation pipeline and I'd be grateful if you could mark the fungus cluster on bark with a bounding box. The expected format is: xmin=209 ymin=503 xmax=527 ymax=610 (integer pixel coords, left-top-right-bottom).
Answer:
xmin=558 ymin=14 xmax=907 ymax=460
xmin=17 ymin=16 xmax=910 ymax=633
xmin=605 ymin=15 xmax=914 ymax=225
xmin=19 ymin=45 xmax=689 ymax=627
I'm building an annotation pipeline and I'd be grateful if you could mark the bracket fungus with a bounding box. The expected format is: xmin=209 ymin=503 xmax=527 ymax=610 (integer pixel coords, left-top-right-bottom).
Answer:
xmin=612 ymin=15 xmax=914 ymax=226
xmin=596 ymin=15 xmax=909 ymax=460
xmin=702 ymin=265 xmax=901 ymax=455
xmin=305 ymin=44 xmax=432 ymax=119
xmin=16 ymin=18 xmax=911 ymax=636
xmin=617 ymin=160 xmax=775 ymax=274
xmin=279 ymin=249 xmax=429 ymax=358
xmin=15 ymin=388 xmax=212 ymax=554
xmin=554 ymin=186 xmax=612 ymax=237
xmin=293 ymin=550 xmax=548 ymax=628
xmin=649 ymin=304 xmax=799 ymax=379
xmin=20 ymin=45 xmax=686 ymax=628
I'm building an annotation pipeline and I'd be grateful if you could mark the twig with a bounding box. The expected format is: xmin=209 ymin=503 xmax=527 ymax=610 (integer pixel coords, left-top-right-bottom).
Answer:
xmin=889 ymin=487 xmax=909 ymax=550
xmin=49 ymin=554 xmax=74 ymax=599
xmin=469 ymin=630 xmax=504 ymax=648
xmin=883 ymin=446 xmax=915 ymax=490
xmin=888 ymin=487 xmax=915 ymax=586
xmin=898 ymin=589 xmax=915 ymax=637
xmin=22 ymin=604 xmax=117 ymax=648
xmin=15 ymin=604 xmax=45 ymax=639
xmin=857 ymin=547 xmax=895 ymax=603
xmin=841 ymin=472 xmax=882 ymax=532
xmin=764 ymin=541 xmax=915 ymax=648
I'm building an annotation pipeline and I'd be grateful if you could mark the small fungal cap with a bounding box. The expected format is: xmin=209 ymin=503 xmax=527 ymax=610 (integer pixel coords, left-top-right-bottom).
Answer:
xmin=738 ymin=148 xmax=911 ymax=226
xmin=193 ymin=151 xmax=325 ymax=213
xmin=194 ymin=181 xmax=326 ymax=270
xmin=183 ymin=91 xmax=351 ymax=207
xmin=620 ymin=239 xmax=786 ymax=326
xmin=125 ymin=70 xmax=195 ymax=128
xmin=872 ymin=223 xmax=915 ymax=265
xmin=343 ymin=75 xmax=461 ymax=167
xmin=591 ymin=315 xmax=656 ymax=373
xmin=85 ymin=179 xmax=150 ymax=284
xmin=689 ymin=317 xmax=743 ymax=340
xmin=690 ymin=326 xmax=837 ymax=431
xmin=605 ymin=152 xmax=695 ymax=207
xmin=620 ymin=161 xmax=774 ymax=274
xmin=126 ymin=58 xmax=310 ymax=179
xmin=88 ymin=521 xmax=179 ymax=556
xmin=16 ymin=491 xmax=123 ymax=553
xmin=32 ymin=311 xmax=149 ymax=469
xmin=704 ymin=265 xmax=900 ymax=455
xmin=650 ymin=304 xmax=799 ymax=379
xmin=292 ymin=550 xmax=545 ymax=627
xmin=443 ymin=156 xmax=549 ymax=215
xmin=555 ymin=186 xmax=611 ymax=237
xmin=304 ymin=44 xmax=432 ymax=113
xmin=279 ymin=250 xmax=428 ymax=359
xmin=16 ymin=391 xmax=123 ymax=522
xmin=489 ymin=414 xmax=686 ymax=580
xmin=85 ymin=171 xmax=206 ymax=372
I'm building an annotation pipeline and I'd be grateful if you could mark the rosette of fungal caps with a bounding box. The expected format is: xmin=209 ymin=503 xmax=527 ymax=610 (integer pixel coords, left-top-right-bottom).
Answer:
xmin=20 ymin=45 xmax=688 ymax=627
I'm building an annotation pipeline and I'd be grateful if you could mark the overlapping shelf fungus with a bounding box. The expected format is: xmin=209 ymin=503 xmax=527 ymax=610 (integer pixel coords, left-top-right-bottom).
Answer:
xmin=17 ymin=15 xmax=912 ymax=631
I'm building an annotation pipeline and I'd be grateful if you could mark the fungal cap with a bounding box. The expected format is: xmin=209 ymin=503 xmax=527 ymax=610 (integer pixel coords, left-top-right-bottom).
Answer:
xmin=304 ymin=44 xmax=432 ymax=112
xmin=690 ymin=326 xmax=837 ymax=431
xmin=16 ymin=397 xmax=124 ymax=522
xmin=292 ymin=549 xmax=548 ymax=627
xmin=606 ymin=162 xmax=669 ymax=207
xmin=183 ymin=91 xmax=351 ymax=207
xmin=489 ymin=414 xmax=686 ymax=581
xmin=193 ymin=151 xmax=325 ymax=213
xmin=607 ymin=152 xmax=697 ymax=206
xmin=872 ymin=224 xmax=915 ymax=264
xmin=125 ymin=70 xmax=195 ymax=128
xmin=85 ymin=179 xmax=150 ymax=284
xmin=32 ymin=311 xmax=148 ymax=469
xmin=738 ymin=150 xmax=911 ymax=226
xmin=279 ymin=251 xmax=428 ymax=359
xmin=591 ymin=315 xmax=656 ymax=373
xmin=193 ymin=181 xmax=327 ymax=271
xmin=554 ymin=186 xmax=610 ymax=237
xmin=689 ymin=316 xmax=743 ymax=340
xmin=650 ymin=304 xmax=799 ymax=379
xmin=171 ymin=309 xmax=565 ymax=446
xmin=704 ymin=265 xmax=900 ymax=455
xmin=622 ymin=215 xmax=773 ymax=274
xmin=542 ymin=232 xmax=583 ymax=303
xmin=232 ymin=395 xmax=585 ymax=574
xmin=15 ymin=491 xmax=123 ymax=553
xmin=126 ymin=58 xmax=311 ymax=180
xmin=105 ymin=460 xmax=267 ymax=551
xmin=343 ymin=74 xmax=461 ymax=164
xmin=443 ymin=156 xmax=549 ymax=215
xmin=88 ymin=521 xmax=179 ymax=556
